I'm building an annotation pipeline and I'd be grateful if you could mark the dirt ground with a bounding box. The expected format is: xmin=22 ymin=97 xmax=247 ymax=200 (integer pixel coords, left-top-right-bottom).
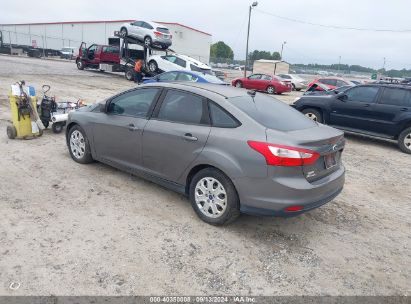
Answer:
xmin=0 ymin=55 xmax=410 ymax=296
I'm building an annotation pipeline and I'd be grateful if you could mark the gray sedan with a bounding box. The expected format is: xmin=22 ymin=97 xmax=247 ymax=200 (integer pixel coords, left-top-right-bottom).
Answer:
xmin=66 ymin=83 xmax=345 ymax=225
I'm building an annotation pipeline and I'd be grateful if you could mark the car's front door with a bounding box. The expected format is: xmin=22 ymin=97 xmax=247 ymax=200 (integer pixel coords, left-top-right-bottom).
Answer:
xmin=329 ymin=86 xmax=380 ymax=130
xmin=142 ymin=89 xmax=211 ymax=182
xmin=244 ymin=74 xmax=262 ymax=90
xmin=369 ymin=87 xmax=411 ymax=137
xmin=92 ymin=88 xmax=161 ymax=170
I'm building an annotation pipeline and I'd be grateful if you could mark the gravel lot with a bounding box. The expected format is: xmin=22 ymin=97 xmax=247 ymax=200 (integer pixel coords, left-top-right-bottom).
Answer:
xmin=0 ymin=55 xmax=410 ymax=296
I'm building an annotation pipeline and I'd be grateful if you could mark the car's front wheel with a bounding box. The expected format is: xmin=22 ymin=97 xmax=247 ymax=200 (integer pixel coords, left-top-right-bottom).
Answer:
xmin=68 ymin=125 xmax=94 ymax=164
xmin=398 ymin=127 xmax=411 ymax=154
xmin=189 ymin=168 xmax=240 ymax=225
xmin=302 ymin=108 xmax=323 ymax=123
xmin=235 ymin=81 xmax=242 ymax=88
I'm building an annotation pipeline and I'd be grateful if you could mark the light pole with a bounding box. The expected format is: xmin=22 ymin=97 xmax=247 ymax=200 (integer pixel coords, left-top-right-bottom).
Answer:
xmin=245 ymin=1 xmax=258 ymax=78
xmin=280 ymin=41 xmax=287 ymax=60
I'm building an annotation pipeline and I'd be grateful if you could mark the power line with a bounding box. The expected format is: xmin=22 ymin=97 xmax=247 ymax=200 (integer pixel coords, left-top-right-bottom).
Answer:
xmin=255 ymin=9 xmax=411 ymax=33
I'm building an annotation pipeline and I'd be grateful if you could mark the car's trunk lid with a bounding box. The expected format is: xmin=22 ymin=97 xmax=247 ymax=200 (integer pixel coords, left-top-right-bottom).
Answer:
xmin=266 ymin=124 xmax=345 ymax=182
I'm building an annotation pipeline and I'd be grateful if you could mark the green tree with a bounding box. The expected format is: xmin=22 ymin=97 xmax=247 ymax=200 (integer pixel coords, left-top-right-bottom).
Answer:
xmin=249 ymin=50 xmax=281 ymax=61
xmin=210 ymin=41 xmax=234 ymax=60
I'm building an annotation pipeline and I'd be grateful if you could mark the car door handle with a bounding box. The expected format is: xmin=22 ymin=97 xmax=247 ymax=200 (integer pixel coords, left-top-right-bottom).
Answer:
xmin=128 ymin=123 xmax=139 ymax=131
xmin=400 ymin=107 xmax=408 ymax=112
xmin=363 ymin=103 xmax=371 ymax=107
xmin=182 ymin=133 xmax=198 ymax=141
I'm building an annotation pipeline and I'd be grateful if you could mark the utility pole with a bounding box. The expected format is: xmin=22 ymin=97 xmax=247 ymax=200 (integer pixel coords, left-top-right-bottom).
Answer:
xmin=245 ymin=1 xmax=258 ymax=78
xmin=280 ymin=41 xmax=287 ymax=60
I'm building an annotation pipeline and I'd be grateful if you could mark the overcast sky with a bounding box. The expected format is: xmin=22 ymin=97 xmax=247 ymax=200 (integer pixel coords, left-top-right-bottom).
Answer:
xmin=2 ymin=0 xmax=411 ymax=69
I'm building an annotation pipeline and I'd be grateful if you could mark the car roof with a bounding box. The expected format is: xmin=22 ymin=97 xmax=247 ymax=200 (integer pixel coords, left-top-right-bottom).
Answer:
xmin=142 ymin=82 xmax=250 ymax=98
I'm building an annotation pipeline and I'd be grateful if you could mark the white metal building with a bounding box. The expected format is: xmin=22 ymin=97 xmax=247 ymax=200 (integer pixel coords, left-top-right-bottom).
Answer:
xmin=253 ymin=60 xmax=290 ymax=75
xmin=0 ymin=20 xmax=212 ymax=63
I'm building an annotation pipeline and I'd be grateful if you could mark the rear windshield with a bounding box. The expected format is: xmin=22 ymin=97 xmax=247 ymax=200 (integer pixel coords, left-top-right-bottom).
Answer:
xmin=228 ymin=94 xmax=317 ymax=131
xmin=156 ymin=27 xmax=170 ymax=34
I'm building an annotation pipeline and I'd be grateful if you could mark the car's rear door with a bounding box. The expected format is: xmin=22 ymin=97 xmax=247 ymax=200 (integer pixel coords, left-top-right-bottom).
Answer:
xmin=329 ymin=86 xmax=380 ymax=130
xmin=92 ymin=88 xmax=161 ymax=171
xmin=142 ymin=89 xmax=211 ymax=182
xmin=368 ymin=87 xmax=411 ymax=137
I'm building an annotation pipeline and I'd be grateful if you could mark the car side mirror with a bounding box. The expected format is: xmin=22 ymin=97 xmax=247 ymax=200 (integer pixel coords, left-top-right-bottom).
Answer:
xmin=338 ymin=93 xmax=348 ymax=101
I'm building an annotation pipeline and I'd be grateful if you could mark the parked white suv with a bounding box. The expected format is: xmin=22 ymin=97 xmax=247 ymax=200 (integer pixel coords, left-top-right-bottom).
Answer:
xmin=147 ymin=54 xmax=212 ymax=74
xmin=278 ymin=74 xmax=308 ymax=91
xmin=120 ymin=21 xmax=172 ymax=49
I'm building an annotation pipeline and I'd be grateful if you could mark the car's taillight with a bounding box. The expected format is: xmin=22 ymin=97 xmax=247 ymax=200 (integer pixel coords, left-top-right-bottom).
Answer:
xmin=247 ymin=141 xmax=320 ymax=166
xmin=154 ymin=31 xmax=162 ymax=37
xmin=284 ymin=205 xmax=304 ymax=212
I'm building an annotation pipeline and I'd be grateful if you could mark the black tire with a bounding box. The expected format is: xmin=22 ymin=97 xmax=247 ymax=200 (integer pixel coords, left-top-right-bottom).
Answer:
xmin=67 ymin=125 xmax=94 ymax=164
xmin=42 ymin=120 xmax=49 ymax=129
xmin=302 ymin=108 xmax=323 ymax=123
xmin=189 ymin=168 xmax=240 ymax=225
xmin=296 ymin=88 xmax=302 ymax=92
xmin=292 ymin=84 xmax=296 ymax=91
xmin=398 ymin=127 xmax=411 ymax=154
xmin=6 ymin=125 xmax=17 ymax=139
xmin=144 ymin=36 xmax=152 ymax=47
xmin=120 ymin=27 xmax=128 ymax=37
xmin=148 ymin=60 xmax=158 ymax=73
xmin=52 ymin=122 xmax=64 ymax=134
xmin=234 ymin=81 xmax=242 ymax=88
xmin=125 ymin=68 xmax=134 ymax=81
xmin=76 ymin=60 xmax=85 ymax=70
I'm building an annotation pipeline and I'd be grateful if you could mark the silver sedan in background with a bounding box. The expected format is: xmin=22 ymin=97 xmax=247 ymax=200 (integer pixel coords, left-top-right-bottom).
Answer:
xmin=66 ymin=83 xmax=345 ymax=225
xmin=278 ymin=74 xmax=308 ymax=91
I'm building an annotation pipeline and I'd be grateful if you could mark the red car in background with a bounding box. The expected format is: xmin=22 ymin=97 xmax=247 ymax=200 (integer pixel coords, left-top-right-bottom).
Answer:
xmin=231 ymin=73 xmax=292 ymax=94
xmin=307 ymin=77 xmax=354 ymax=91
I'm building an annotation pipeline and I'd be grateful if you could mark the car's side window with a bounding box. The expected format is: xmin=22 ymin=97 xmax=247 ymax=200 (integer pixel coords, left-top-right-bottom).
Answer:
xmin=280 ymin=74 xmax=291 ymax=79
xmin=175 ymin=57 xmax=186 ymax=68
xmin=379 ymin=88 xmax=411 ymax=107
xmin=344 ymin=86 xmax=379 ymax=103
xmin=320 ymin=79 xmax=337 ymax=86
xmin=132 ymin=21 xmax=143 ymax=27
xmin=107 ymin=88 xmax=160 ymax=117
xmin=261 ymin=75 xmax=272 ymax=80
xmin=158 ymin=72 xmax=178 ymax=81
xmin=209 ymin=102 xmax=240 ymax=128
xmin=336 ymin=80 xmax=347 ymax=87
xmin=177 ymin=73 xmax=198 ymax=82
xmin=157 ymin=90 xmax=207 ymax=125
xmin=142 ymin=22 xmax=153 ymax=29
xmin=248 ymin=74 xmax=261 ymax=80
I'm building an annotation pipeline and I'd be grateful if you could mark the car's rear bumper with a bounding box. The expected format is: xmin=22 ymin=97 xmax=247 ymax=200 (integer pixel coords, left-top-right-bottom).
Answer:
xmin=235 ymin=165 xmax=345 ymax=217
xmin=153 ymin=37 xmax=172 ymax=47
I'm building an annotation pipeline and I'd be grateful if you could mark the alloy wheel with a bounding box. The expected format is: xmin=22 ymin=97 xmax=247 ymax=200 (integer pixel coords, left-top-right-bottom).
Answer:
xmin=404 ymin=132 xmax=411 ymax=151
xmin=70 ymin=130 xmax=86 ymax=159
xmin=305 ymin=112 xmax=318 ymax=121
xmin=194 ymin=177 xmax=227 ymax=218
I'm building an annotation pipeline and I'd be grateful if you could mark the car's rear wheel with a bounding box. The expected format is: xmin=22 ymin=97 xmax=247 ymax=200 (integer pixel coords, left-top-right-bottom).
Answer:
xmin=6 ymin=125 xmax=17 ymax=139
xmin=302 ymin=108 xmax=323 ymax=123
xmin=148 ymin=60 xmax=158 ymax=73
xmin=120 ymin=27 xmax=128 ymax=37
xmin=235 ymin=81 xmax=242 ymax=88
xmin=189 ymin=168 xmax=240 ymax=225
xmin=398 ymin=127 xmax=411 ymax=154
xmin=68 ymin=125 xmax=94 ymax=164
xmin=125 ymin=68 xmax=134 ymax=81
xmin=144 ymin=36 xmax=152 ymax=47
xmin=292 ymin=84 xmax=296 ymax=91
xmin=266 ymin=85 xmax=276 ymax=94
